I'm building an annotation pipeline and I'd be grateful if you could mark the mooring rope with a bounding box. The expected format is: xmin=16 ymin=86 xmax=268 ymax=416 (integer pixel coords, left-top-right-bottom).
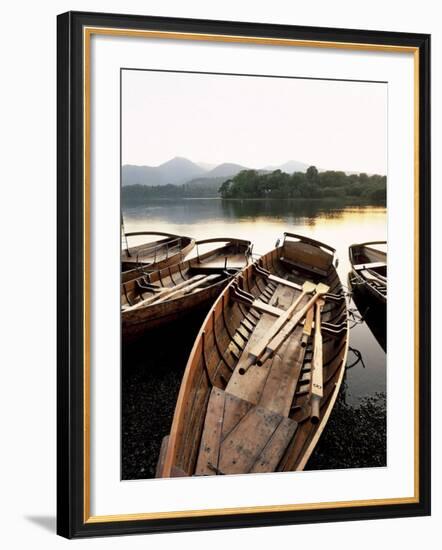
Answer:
xmin=346 ymin=346 xmax=367 ymax=370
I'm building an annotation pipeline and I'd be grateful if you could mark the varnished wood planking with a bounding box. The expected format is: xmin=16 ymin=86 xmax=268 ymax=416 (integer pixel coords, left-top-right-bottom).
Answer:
xmin=155 ymin=435 xmax=170 ymax=478
xmin=195 ymin=387 xmax=226 ymax=476
xmin=221 ymin=392 xmax=254 ymax=441
xmin=219 ymin=405 xmax=283 ymax=474
xmin=250 ymin=417 xmax=298 ymax=473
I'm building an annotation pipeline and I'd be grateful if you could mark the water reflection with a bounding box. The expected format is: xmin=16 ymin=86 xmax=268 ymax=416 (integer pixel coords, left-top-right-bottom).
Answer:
xmin=218 ymin=197 xmax=373 ymax=222
xmin=125 ymin=197 xmax=385 ymax=223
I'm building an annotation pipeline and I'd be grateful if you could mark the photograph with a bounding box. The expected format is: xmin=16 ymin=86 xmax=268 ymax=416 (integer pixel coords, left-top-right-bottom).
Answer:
xmin=120 ymin=68 xmax=388 ymax=480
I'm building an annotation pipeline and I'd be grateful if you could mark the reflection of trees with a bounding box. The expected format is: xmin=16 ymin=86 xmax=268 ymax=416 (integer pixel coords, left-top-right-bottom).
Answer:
xmin=124 ymin=199 xmax=226 ymax=225
xmin=219 ymin=198 xmax=350 ymax=223
xmin=123 ymin=197 xmax=381 ymax=227
xmin=306 ymin=385 xmax=387 ymax=470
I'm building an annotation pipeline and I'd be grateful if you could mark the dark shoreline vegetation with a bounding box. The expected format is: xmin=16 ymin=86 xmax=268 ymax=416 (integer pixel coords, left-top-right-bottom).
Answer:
xmin=122 ymin=166 xmax=386 ymax=205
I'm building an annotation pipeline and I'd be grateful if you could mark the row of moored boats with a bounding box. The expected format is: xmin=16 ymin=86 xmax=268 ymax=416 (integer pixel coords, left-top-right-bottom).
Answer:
xmin=121 ymin=231 xmax=387 ymax=478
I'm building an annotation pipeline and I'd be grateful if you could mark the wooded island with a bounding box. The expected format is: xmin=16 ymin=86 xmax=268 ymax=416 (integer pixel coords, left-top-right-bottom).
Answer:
xmin=122 ymin=166 xmax=386 ymax=204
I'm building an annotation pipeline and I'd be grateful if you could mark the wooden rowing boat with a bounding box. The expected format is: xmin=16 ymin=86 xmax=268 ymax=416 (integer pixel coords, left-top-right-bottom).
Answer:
xmin=158 ymin=233 xmax=349 ymax=478
xmin=122 ymin=238 xmax=252 ymax=342
xmin=348 ymin=241 xmax=387 ymax=306
xmin=121 ymin=231 xmax=195 ymax=274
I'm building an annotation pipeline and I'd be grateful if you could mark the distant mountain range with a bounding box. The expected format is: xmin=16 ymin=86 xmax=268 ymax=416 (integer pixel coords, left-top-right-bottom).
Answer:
xmin=263 ymin=160 xmax=310 ymax=173
xmin=122 ymin=157 xmax=206 ymax=187
xmin=122 ymin=156 xmax=312 ymax=187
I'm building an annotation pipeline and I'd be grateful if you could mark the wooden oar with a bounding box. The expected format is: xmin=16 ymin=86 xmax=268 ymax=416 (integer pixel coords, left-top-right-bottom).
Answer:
xmin=256 ymin=283 xmax=329 ymax=366
xmin=238 ymin=281 xmax=316 ymax=375
xmin=310 ymin=298 xmax=325 ymax=424
xmin=124 ymin=274 xmax=206 ymax=311
xmin=155 ymin=273 xmax=220 ymax=303
xmin=301 ymin=306 xmax=315 ymax=348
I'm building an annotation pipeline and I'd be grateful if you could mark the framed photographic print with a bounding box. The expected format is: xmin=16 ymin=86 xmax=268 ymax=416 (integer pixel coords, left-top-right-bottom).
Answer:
xmin=57 ymin=11 xmax=431 ymax=538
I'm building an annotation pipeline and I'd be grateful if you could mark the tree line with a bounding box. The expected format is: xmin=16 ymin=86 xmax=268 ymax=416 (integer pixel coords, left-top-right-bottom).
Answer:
xmin=122 ymin=181 xmax=219 ymax=203
xmin=122 ymin=166 xmax=386 ymax=205
xmin=218 ymin=166 xmax=386 ymax=202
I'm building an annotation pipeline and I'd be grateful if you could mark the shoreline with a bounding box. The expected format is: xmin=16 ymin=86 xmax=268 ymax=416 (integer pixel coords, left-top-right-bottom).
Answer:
xmin=123 ymin=196 xmax=386 ymax=206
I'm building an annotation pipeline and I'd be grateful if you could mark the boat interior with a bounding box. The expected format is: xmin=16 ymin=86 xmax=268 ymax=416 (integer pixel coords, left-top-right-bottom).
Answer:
xmin=349 ymin=242 xmax=387 ymax=302
xmin=350 ymin=242 xmax=387 ymax=279
xmin=161 ymin=234 xmax=349 ymax=477
xmin=122 ymin=239 xmax=251 ymax=309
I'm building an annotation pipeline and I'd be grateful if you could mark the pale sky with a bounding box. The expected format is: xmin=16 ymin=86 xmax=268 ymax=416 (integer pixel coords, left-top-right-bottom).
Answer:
xmin=122 ymin=69 xmax=387 ymax=174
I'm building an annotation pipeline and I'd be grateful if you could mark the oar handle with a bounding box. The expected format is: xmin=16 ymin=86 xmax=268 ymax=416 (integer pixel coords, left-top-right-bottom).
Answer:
xmin=238 ymin=355 xmax=256 ymax=375
xmin=310 ymin=395 xmax=321 ymax=425
xmin=301 ymin=306 xmax=315 ymax=348
xmin=310 ymin=299 xmax=325 ymax=423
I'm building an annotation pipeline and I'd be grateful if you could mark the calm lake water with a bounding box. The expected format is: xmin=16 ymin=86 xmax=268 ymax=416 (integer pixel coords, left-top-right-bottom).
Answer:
xmin=122 ymin=198 xmax=387 ymax=478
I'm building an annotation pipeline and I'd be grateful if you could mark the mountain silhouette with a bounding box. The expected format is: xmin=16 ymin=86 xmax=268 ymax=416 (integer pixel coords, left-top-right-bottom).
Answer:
xmin=122 ymin=157 xmax=312 ymax=186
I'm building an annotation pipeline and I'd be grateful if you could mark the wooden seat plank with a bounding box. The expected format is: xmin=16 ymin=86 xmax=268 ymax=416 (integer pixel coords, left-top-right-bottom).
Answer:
xmin=202 ymin=254 xmax=248 ymax=269
xmin=250 ymin=300 xmax=285 ymax=317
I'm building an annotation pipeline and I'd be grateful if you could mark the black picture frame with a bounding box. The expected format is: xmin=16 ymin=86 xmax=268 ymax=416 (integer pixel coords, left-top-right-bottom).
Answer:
xmin=57 ymin=10 xmax=431 ymax=539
